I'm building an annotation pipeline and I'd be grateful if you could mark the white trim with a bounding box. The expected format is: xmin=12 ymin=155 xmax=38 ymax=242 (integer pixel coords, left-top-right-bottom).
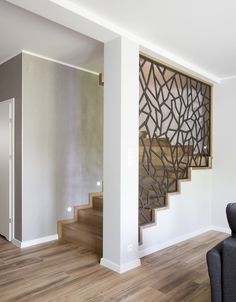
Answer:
xmin=21 ymin=234 xmax=58 ymax=248
xmin=0 ymin=98 xmax=15 ymax=242
xmin=139 ymin=226 xmax=213 ymax=258
xmin=12 ymin=234 xmax=58 ymax=248
xmin=100 ymin=258 xmax=141 ymax=274
xmin=12 ymin=238 xmax=21 ymax=248
xmin=50 ymin=0 xmax=220 ymax=84
xmin=138 ymin=226 xmax=231 ymax=258
xmin=210 ymin=225 xmax=231 ymax=234
xmin=220 ymin=75 xmax=236 ymax=82
xmin=22 ymin=50 xmax=99 ymax=76
xmin=21 ymin=76 xmax=24 ymax=244
xmin=0 ymin=51 xmax=100 ymax=76
xmin=7 ymin=0 xmax=220 ymax=83
xmin=0 ymin=52 xmax=22 ymax=66
xmin=9 ymin=98 xmax=15 ymax=242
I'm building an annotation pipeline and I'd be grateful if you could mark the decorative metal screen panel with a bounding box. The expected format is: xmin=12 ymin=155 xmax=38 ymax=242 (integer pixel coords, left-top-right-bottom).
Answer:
xmin=139 ymin=54 xmax=211 ymax=225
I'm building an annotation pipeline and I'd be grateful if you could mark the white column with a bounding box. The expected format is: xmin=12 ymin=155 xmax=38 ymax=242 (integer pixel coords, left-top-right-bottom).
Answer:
xmin=101 ymin=37 xmax=140 ymax=273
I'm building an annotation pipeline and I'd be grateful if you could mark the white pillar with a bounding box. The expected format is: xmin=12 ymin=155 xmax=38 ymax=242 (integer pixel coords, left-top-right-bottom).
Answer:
xmin=101 ymin=37 xmax=140 ymax=273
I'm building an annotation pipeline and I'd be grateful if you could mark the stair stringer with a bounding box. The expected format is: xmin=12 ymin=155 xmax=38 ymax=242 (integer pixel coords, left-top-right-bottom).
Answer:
xmin=139 ymin=166 xmax=212 ymax=256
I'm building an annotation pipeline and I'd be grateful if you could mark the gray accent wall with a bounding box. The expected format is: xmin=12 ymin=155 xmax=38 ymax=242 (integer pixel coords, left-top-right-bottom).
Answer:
xmin=22 ymin=54 xmax=103 ymax=241
xmin=0 ymin=54 xmax=22 ymax=241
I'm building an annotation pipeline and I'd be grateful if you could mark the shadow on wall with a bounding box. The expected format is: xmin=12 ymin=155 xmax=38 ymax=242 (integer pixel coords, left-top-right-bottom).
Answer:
xmin=23 ymin=54 xmax=103 ymax=224
xmin=54 ymin=66 xmax=104 ymax=220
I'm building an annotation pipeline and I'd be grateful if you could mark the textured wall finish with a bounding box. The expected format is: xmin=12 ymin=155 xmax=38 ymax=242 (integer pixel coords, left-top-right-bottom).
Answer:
xmin=0 ymin=54 xmax=22 ymax=241
xmin=22 ymin=54 xmax=103 ymax=241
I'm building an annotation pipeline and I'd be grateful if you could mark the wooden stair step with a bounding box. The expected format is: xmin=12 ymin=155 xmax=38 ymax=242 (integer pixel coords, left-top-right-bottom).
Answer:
xmin=93 ymin=196 xmax=103 ymax=211
xmin=139 ymin=168 xmax=177 ymax=179
xmin=139 ymin=144 xmax=191 ymax=152
xmin=139 ymin=210 xmax=165 ymax=228
xmin=65 ymin=221 xmax=102 ymax=237
xmin=140 ymin=141 xmax=193 ymax=152
xmin=62 ymin=222 xmax=102 ymax=256
xmin=139 ymin=154 xmax=191 ymax=167
xmin=140 ymin=179 xmax=177 ymax=191
xmin=77 ymin=208 xmax=103 ymax=227
xmin=139 ymin=165 xmax=187 ymax=177
xmin=140 ymin=188 xmax=173 ymax=199
xmin=139 ymin=137 xmax=170 ymax=147
xmin=139 ymin=208 xmax=153 ymax=225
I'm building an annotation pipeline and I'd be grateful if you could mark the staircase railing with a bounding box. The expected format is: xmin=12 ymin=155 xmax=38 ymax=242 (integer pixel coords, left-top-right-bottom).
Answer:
xmin=139 ymin=54 xmax=211 ymax=225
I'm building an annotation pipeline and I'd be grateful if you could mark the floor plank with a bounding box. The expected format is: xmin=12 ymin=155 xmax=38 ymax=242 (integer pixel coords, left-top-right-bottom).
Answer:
xmin=0 ymin=231 xmax=227 ymax=302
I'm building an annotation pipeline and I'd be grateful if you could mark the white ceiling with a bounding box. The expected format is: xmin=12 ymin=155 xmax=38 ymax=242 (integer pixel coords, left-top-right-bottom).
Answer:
xmin=68 ymin=0 xmax=236 ymax=79
xmin=0 ymin=0 xmax=103 ymax=73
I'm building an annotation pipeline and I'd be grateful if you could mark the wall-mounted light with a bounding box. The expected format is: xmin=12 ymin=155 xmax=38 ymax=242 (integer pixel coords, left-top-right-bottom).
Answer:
xmin=67 ymin=207 xmax=72 ymax=213
xmin=97 ymin=181 xmax=103 ymax=192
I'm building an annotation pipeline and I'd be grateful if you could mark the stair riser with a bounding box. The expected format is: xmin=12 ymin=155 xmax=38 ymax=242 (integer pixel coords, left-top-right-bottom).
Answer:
xmin=139 ymin=146 xmax=192 ymax=156
xmin=78 ymin=212 xmax=103 ymax=227
xmin=93 ymin=197 xmax=103 ymax=211
xmin=139 ymin=155 xmax=190 ymax=167
xmin=62 ymin=226 xmax=102 ymax=255
xmin=139 ymin=151 xmax=207 ymax=167
xmin=139 ymin=209 xmax=153 ymax=225
xmin=139 ymin=168 xmax=177 ymax=178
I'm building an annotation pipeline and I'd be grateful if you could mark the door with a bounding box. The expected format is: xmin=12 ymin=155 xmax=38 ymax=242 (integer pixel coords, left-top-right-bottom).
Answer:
xmin=0 ymin=99 xmax=14 ymax=241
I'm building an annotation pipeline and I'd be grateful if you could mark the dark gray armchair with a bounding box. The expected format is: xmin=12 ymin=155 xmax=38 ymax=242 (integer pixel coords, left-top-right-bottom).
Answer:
xmin=207 ymin=203 xmax=236 ymax=302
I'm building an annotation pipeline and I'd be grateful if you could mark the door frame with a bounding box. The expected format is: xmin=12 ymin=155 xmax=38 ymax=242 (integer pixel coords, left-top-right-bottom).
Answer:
xmin=0 ymin=98 xmax=15 ymax=241
xmin=9 ymin=98 xmax=15 ymax=242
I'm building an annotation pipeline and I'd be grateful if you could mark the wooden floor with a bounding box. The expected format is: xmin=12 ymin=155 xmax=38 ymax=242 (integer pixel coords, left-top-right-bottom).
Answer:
xmin=0 ymin=231 xmax=227 ymax=302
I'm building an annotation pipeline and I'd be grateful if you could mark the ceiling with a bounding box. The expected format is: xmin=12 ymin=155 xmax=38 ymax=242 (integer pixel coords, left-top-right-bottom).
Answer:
xmin=0 ymin=0 xmax=103 ymax=73
xmin=68 ymin=0 xmax=236 ymax=79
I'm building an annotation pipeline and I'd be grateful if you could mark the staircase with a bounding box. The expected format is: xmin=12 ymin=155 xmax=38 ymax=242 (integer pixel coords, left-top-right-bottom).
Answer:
xmin=60 ymin=132 xmax=211 ymax=256
xmin=138 ymin=133 xmax=209 ymax=225
xmin=60 ymin=136 xmax=210 ymax=257
xmin=61 ymin=54 xmax=211 ymax=258
xmin=61 ymin=195 xmax=103 ymax=258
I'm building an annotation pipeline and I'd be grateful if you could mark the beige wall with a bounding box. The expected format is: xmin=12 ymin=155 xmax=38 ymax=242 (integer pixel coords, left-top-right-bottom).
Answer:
xmin=0 ymin=54 xmax=22 ymax=240
xmin=21 ymin=54 xmax=103 ymax=241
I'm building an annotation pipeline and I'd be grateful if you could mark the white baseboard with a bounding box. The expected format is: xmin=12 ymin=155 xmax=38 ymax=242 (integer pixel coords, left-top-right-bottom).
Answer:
xmin=139 ymin=226 xmax=213 ymax=258
xmin=12 ymin=238 xmax=21 ymax=248
xmin=12 ymin=234 xmax=58 ymax=248
xmin=100 ymin=258 xmax=141 ymax=274
xmin=210 ymin=225 xmax=231 ymax=234
xmin=138 ymin=225 xmax=232 ymax=258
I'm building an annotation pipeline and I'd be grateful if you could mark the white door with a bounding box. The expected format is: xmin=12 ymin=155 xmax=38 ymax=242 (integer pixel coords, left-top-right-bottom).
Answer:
xmin=0 ymin=99 xmax=14 ymax=241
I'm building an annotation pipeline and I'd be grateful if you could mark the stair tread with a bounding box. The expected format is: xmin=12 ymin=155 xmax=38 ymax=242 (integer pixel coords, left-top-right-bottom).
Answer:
xmin=94 ymin=196 xmax=103 ymax=199
xmin=92 ymin=196 xmax=103 ymax=211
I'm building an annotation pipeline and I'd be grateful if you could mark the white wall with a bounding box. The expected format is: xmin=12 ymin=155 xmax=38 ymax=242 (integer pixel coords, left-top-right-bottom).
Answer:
xmin=211 ymin=80 xmax=236 ymax=231
xmin=139 ymin=169 xmax=212 ymax=256
xmin=140 ymin=79 xmax=236 ymax=255
xmin=0 ymin=54 xmax=22 ymax=241
xmin=102 ymin=37 xmax=140 ymax=273
xmin=17 ymin=48 xmax=229 ymax=262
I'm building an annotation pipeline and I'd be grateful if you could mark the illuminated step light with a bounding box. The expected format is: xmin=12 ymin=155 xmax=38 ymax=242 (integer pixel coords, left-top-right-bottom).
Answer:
xmin=67 ymin=207 xmax=72 ymax=213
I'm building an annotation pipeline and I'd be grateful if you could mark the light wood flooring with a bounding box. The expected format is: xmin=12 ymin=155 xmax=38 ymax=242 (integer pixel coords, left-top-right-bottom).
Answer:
xmin=0 ymin=231 xmax=228 ymax=302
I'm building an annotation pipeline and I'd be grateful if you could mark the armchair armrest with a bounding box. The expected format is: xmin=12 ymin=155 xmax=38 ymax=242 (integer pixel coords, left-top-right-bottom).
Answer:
xmin=207 ymin=242 xmax=223 ymax=302
xmin=222 ymin=237 xmax=236 ymax=302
